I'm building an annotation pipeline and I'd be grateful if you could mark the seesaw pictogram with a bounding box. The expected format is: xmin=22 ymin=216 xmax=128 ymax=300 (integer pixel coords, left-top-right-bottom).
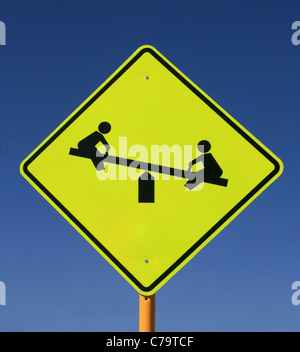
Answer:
xmin=69 ymin=122 xmax=228 ymax=203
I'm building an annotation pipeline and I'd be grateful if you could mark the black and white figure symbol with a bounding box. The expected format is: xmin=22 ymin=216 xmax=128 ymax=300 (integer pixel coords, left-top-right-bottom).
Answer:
xmin=69 ymin=122 xmax=228 ymax=203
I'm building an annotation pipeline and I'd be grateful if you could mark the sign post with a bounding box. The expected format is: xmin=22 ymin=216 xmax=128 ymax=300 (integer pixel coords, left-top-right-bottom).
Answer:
xmin=139 ymin=294 xmax=155 ymax=332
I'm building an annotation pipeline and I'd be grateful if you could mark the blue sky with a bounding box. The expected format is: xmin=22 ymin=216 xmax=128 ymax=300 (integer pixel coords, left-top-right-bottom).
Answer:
xmin=1 ymin=0 xmax=300 ymax=332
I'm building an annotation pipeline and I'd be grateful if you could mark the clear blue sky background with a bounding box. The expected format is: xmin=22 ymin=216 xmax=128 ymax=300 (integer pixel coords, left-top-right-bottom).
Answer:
xmin=1 ymin=0 xmax=300 ymax=332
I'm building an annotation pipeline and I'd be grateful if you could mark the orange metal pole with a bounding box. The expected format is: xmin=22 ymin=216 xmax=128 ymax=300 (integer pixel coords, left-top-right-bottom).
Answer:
xmin=139 ymin=294 xmax=155 ymax=332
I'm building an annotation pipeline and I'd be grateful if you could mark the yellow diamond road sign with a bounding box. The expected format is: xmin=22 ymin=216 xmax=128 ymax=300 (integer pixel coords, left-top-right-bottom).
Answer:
xmin=20 ymin=45 xmax=283 ymax=295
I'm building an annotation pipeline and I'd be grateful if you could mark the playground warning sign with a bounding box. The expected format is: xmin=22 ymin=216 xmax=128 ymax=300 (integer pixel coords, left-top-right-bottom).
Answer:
xmin=20 ymin=45 xmax=283 ymax=295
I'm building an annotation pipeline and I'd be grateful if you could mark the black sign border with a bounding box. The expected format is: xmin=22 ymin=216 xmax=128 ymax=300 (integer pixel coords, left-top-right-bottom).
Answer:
xmin=22 ymin=47 xmax=282 ymax=293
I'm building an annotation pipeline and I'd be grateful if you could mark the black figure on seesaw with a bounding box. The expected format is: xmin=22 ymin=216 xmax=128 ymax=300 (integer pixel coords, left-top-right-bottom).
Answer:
xmin=185 ymin=140 xmax=228 ymax=188
xmin=69 ymin=121 xmax=111 ymax=170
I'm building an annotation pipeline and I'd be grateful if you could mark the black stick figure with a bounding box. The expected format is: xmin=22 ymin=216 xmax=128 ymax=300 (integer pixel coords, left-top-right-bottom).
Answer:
xmin=69 ymin=122 xmax=111 ymax=170
xmin=186 ymin=140 xmax=228 ymax=187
